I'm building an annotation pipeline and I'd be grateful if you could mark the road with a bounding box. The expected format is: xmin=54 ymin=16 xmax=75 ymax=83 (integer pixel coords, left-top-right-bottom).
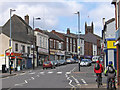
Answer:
xmin=2 ymin=63 xmax=108 ymax=89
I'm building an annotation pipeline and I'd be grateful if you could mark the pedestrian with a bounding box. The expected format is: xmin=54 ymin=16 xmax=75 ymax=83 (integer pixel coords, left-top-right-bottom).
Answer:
xmin=94 ymin=60 xmax=103 ymax=85
xmin=104 ymin=61 xmax=117 ymax=89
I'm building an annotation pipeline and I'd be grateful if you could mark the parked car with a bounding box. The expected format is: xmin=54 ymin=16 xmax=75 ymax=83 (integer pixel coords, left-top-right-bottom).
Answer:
xmin=59 ymin=59 xmax=67 ymax=65
xmin=66 ymin=58 xmax=75 ymax=64
xmin=92 ymin=56 xmax=100 ymax=63
xmin=52 ymin=60 xmax=58 ymax=66
xmin=43 ymin=61 xmax=55 ymax=69
xmin=56 ymin=60 xmax=61 ymax=66
xmin=80 ymin=59 xmax=91 ymax=66
xmin=74 ymin=59 xmax=79 ymax=63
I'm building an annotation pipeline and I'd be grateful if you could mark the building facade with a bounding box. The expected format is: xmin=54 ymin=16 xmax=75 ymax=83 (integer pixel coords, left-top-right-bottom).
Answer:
xmin=0 ymin=14 xmax=33 ymax=70
xmin=102 ymin=18 xmax=116 ymax=69
xmin=84 ymin=22 xmax=101 ymax=59
xmin=112 ymin=0 xmax=120 ymax=85
xmin=43 ymin=31 xmax=65 ymax=61
xmin=34 ymin=29 xmax=49 ymax=66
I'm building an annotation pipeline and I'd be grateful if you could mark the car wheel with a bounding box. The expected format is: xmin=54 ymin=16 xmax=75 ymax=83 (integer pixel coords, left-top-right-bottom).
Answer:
xmin=43 ymin=68 xmax=44 ymax=69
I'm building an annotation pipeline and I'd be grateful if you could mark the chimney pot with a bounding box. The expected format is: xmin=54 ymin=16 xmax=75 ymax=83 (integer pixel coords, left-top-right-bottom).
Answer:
xmin=67 ymin=28 xmax=70 ymax=34
xmin=25 ymin=15 xmax=29 ymax=25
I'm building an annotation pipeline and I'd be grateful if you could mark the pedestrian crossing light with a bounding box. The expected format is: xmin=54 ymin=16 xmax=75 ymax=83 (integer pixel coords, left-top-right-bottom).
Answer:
xmin=78 ymin=46 xmax=80 ymax=49
xmin=9 ymin=47 xmax=12 ymax=49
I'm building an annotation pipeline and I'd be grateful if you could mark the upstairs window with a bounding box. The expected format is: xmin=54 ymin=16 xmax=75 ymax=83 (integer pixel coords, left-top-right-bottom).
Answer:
xmin=15 ymin=43 xmax=18 ymax=51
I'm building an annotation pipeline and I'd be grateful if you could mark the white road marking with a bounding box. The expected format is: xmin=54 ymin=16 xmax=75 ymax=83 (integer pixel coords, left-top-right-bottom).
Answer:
xmin=71 ymin=67 xmax=76 ymax=72
xmin=31 ymin=77 xmax=34 ymax=80
xmin=14 ymin=82 xmax=25 ymax=86
xmin=37 ymin=75 xmax=40 ymax=77
xmin=48 ymin=71 xmax=53 ymax=74
xmin=67 ymin=77 xmax=75 ymax=88
xmin=24 ymin=80 xmax=28 ymax=83
xmin=71 ymin=76 xmax=80 ymax=84
xmin=57 ymin=72 xmax=62 ymax=74
xmin=29 ymin=72 xmax=35 ymax=74
xmin=66 ymin=72 xmax=71 ymax=74
xmin=39 ymin=72 xmax=44 ymax=74
xmin=81 ymin=79 xmax=88 ymax=85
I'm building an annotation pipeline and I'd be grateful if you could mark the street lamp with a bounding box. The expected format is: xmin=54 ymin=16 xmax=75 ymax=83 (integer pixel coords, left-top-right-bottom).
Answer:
xmin=75 ymin=11 xmax=81 ymax=71
xmin=33 ymin=17 xmax=41 ymax=69
xmin=9 ymin=9 xmax=16 ymax=74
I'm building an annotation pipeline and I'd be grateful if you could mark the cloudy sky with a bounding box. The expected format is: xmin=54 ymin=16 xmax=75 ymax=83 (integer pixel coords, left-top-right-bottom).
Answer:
xmin=0 ymin=0 xmax=115 ymax=36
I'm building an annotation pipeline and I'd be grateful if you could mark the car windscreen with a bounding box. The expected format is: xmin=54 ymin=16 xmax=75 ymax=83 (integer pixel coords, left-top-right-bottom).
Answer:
xmin=44 ymin=61 xmax=50 ymax=64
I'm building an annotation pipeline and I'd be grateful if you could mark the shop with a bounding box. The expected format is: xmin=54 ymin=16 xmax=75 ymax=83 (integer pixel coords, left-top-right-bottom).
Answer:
xmin=65 ymin=52 xmax=72 ymax=59
xmin=38 ymin=48 xmax=49 ymax=65
xmin=104 ymin=39 xmax=117 ymax=69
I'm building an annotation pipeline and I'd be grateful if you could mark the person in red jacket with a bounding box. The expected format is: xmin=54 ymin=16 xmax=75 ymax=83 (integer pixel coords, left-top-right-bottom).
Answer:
xmin=94 ymin=60 xmax=103 ymax=85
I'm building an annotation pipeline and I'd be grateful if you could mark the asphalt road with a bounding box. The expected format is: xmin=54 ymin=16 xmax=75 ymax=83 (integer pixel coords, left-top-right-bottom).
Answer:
xmin=2 ymin=63 xmax=108 ymax=89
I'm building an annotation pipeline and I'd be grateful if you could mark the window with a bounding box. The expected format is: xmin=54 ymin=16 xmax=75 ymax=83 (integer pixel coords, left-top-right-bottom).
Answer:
xmin=54 ymin=40 xmax=56 ymax=49
xmin=15 ymin=43 xmax=18 ymax=51
xmin=59 ymin=42 xmax=61 ymax=49
xmin=73 ymin=39 xmax=75 ymax=44
xmin=50 ymin=39 xmax=53 ymax=48
xmin=21 ymin=45 xmax=25 ymax=53
xmin=43 ymin=37 xmax=44 ymax=48
xmin=66 ymin=43 xmax=68 ymax=51
xmin=81 ymin=39 xmax=82 ymax=44
xmin=27 ymin=46 xmax=30 ymax=54
xmin=40 ymin=36 xmax=41 ymax=47
xmin=46 ymin=38 xmax=47 ymax=48
xmin=70 ymin=43 xmax=72 ymax=52
xmin=80 ymin=47 xmax=82 ymax=54
xmin=70 ymin=38 xmax=72 ymax=43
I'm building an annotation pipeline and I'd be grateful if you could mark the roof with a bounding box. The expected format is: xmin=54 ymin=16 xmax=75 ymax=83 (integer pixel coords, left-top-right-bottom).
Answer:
xmin=103 ymin=18 xmax=115 ymax=31
xmin=84 ymin=32 xmax=97 ymax=44
xmin=43 ymin=31 xmax=64 ymax=41
xmin=2 ymin=14 xmax=33 ymax=44
xmin=76 ymin=34 xmax=85 ymax=39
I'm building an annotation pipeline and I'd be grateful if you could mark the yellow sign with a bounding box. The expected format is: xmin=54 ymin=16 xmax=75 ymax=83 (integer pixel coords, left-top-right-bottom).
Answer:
xmin=0 ymin=54 xmax=4 ymax=57
xmin=107 ymin=41 xmax=116 ymax=49
xmin=78 ymin=46 xmax=80 ymax=49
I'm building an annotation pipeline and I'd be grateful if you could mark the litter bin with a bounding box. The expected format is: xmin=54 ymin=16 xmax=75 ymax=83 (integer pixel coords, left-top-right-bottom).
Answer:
xmin=2 ymin=64 xmax=7 ymax=73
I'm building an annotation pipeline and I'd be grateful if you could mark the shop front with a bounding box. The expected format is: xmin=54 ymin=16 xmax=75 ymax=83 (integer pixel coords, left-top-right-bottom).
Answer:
xmin=38 ymin=48 xmax=49 ymax=65
xmin=65 ymin=52 xmax=72 ymax=60
xmin=56 ymin=50 xmax=65 ymax=60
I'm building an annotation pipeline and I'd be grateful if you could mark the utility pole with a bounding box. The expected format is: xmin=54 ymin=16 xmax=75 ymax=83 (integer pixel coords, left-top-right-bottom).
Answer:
xmin=32 ymin=17 xmax=41 ymax=69
xmin=75 ymin=11 xmax=81 ymax=71
xmin=9 ymin=9 xmax=16 ymax=74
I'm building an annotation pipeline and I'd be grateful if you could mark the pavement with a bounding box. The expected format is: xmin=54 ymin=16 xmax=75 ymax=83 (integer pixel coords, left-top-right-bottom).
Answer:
xmin=0 ymin=66 xmax=42 ymax=78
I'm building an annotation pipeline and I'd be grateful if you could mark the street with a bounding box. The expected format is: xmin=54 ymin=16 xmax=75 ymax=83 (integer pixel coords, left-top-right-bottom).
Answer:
xmin=2 ymin=63 xmax=108 ymax=89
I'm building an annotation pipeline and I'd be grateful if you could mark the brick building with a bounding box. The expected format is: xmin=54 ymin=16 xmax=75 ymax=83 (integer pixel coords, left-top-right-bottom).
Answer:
xmin=84 ymin=22 xmax=101 ymax=59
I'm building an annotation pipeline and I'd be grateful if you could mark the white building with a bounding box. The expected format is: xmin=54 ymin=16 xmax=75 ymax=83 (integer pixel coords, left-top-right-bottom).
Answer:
xmin=0 ymin=14 xmax=33 ymax=71
xmin=34 ymin=29 xmax=49 ymax=66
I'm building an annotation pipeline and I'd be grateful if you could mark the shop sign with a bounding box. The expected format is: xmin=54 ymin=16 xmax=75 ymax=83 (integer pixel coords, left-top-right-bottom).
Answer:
xmin=107 ymin=41 xmax=116 ymax=49
xmin=38 ymin=48 xmax=48 ymax=54
xmin=6 ymin=52 xmax=22 ymax=56
xmin=57 ymin=51 xmax=65 ymax=55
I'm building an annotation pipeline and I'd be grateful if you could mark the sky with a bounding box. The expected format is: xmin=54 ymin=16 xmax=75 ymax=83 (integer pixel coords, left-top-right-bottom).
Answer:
xmin=0 ymin=0 xmax=115 ymax=36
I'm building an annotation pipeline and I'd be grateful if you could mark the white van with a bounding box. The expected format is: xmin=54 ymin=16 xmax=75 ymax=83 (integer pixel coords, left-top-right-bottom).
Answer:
xmin=92 ymin=56 xmax=100 ymax=63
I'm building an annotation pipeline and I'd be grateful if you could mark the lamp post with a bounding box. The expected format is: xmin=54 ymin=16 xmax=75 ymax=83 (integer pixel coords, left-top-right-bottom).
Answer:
xmin=9 ymin=9 xmax=16 ymax=74
xmin=75 ymin=11 xmax=81 ymax=71
xmin=33 ymin=17 xmax=41 ymax=69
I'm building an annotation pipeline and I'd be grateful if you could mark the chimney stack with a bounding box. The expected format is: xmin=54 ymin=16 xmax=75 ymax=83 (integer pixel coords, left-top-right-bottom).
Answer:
xmin=52 ymin=30 xmax=55 ymax=33
xmin=25 ymin=15 xmax=29 ymax=25
xmin=67 ymin=28 xmax=70 ymax=34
